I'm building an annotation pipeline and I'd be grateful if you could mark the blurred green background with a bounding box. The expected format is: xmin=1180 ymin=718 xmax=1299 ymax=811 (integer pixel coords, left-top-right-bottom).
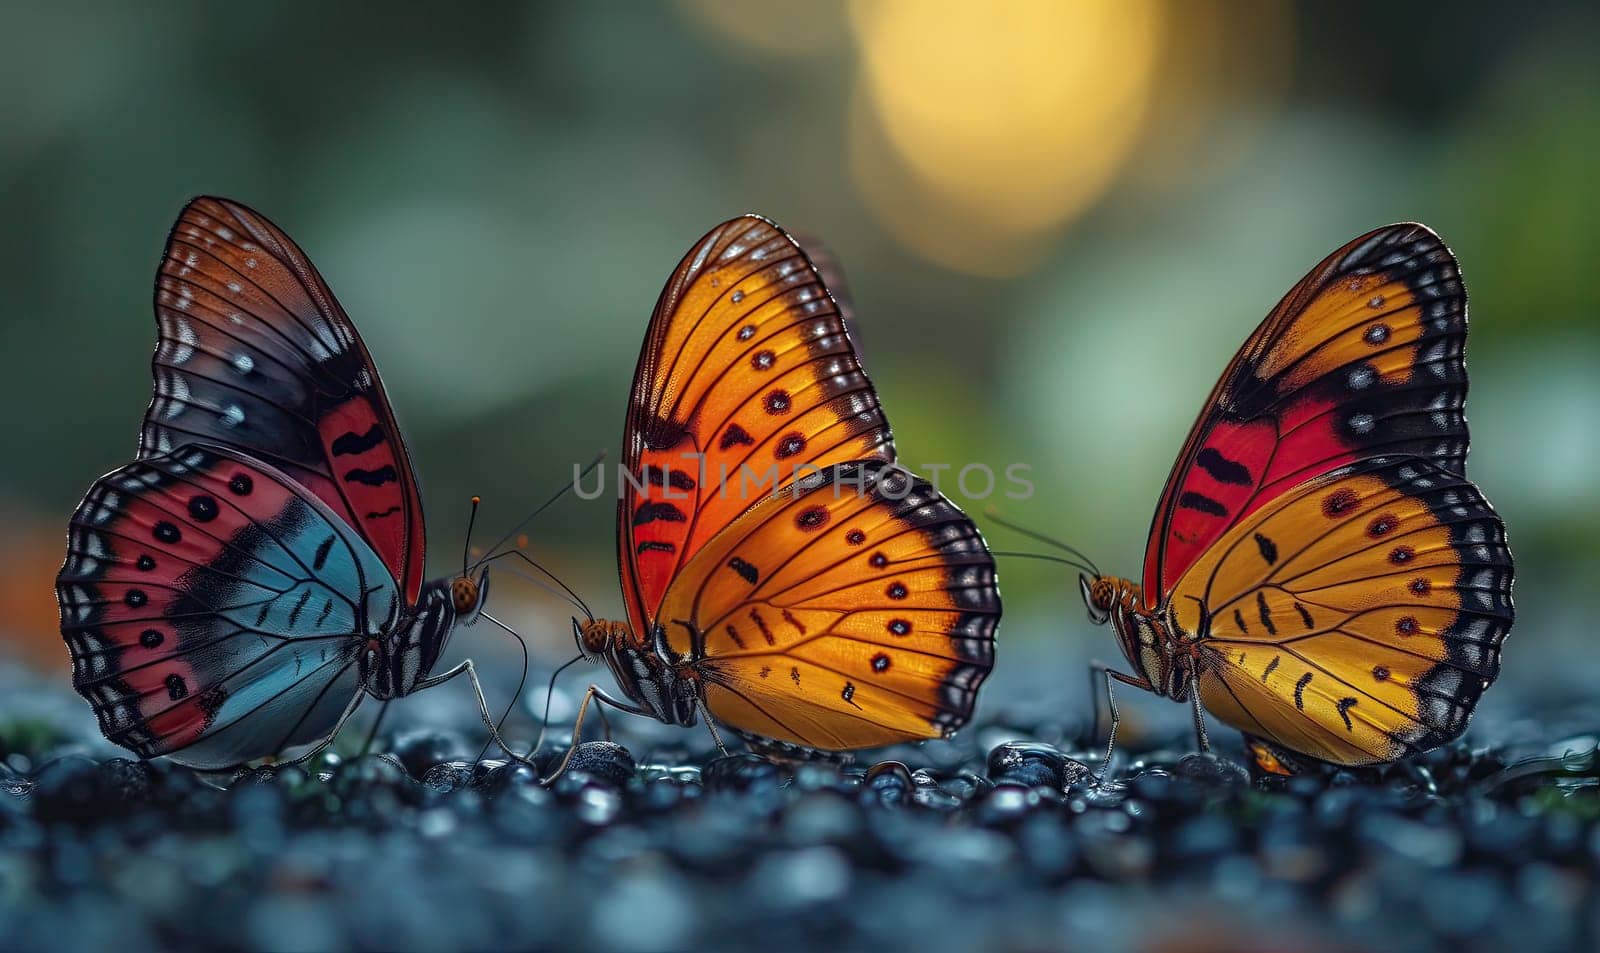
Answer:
xmin=2 ymin=1 xmax=1595 ymax=737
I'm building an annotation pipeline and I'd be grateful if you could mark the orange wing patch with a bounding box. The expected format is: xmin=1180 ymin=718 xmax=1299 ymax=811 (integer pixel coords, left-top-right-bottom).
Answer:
xmin=655 ymin=462 xmax=998 ymax=750
xmin=620 ymin=216 xmax=894 ymax=633
xmin=1170 ymin=456 xmax=1512 ymax=766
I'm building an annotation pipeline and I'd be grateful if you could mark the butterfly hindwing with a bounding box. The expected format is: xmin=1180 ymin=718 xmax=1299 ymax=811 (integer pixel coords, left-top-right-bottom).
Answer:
xmin=653 ymin=462 xmax=998 ymax=750
xmin=620 ymin=216 xmax=894 ymax=634
xmin=146 ymin=196 xmax=426 ymax=601
xmin=57 ymin=444 xmax=396 ymax=769
xmin=1143 ymin=224 xmax=1470 ymax=604
xmin=1168 ymin=456 xmax=1512 ymax=766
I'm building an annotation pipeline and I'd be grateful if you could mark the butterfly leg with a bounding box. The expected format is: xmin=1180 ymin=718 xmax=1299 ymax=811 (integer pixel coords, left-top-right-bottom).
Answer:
xmin=1089 ymin=661 xmax=1154 ymax=785
xmin=695 ymin=697 xmax=731 ymax=757
xmin=412 ymin=658 xmax=532 ymax=767
xmin=541 ymin=684 xmax=654 ymax=784
xmin=1189 ymin=689 xmax=1211 ymax=754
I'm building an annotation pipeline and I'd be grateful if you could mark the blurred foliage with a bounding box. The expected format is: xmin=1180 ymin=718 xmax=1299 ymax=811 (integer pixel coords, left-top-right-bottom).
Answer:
xmin=1 ymin=1 xmax=1595 ymax=720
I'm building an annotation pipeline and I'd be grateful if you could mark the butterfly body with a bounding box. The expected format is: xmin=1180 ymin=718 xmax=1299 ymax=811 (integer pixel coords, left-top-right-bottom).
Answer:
xmin=568 ymin=216 xmax=1000 ymax=762
xmin=1075 ymin=224 xmax=1513 ymax=769
xmin=58 ymin=197 xmax=504 ymax=770
xmin=578 ymin=617 xmax=700 ymax=728
xmin=1082 ymin=576 xmax=1197 ymax=703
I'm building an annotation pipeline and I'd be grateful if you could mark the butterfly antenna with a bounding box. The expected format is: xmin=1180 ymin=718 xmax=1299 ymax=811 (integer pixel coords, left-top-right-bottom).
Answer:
xmin=474 ymin=450 xmax=607 ymax=568
xmin=990 ymin=550 xmax=1097 ymax=576
xmin=462 ymin=495 xmax=481 ymax=577
xmin=530 ymin=652 xmax=586 ymax=756
xmin=488 ymin=548 xmax=595 ymax=623
xmin=478 ymin=612 xmax=532 ymax=762
xmin=984 ymin=507 xmax=1101 ymax=576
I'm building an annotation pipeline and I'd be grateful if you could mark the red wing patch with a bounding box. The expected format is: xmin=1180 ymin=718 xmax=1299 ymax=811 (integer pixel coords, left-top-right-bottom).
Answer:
xmin=317 ymin=395 xmax=422 ymax=601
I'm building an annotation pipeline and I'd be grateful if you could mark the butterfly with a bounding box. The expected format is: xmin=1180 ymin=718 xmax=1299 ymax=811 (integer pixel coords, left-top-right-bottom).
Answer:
xmin=558 ymin=215 xmax=1000 ymax=766
xmin=1065 ymin=223 xmax=1514 ymax=769
xmin=56 ymin=196 xmax=512 ymax=771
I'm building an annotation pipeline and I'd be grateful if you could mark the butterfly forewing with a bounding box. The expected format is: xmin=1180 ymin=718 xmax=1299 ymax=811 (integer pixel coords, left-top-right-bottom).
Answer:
xmin=654 ymin=462 xmax=998 ymax=750
xmin=1167 ymin=456 xmax=1512 ymax=766
xmin=57 ymin=444 xmax=394 ymax=769
xmin=147 ymin=197 xmax=426 ymax=601
xmin=620 ymin=215 xmax=894 ymax=633
xmin=1142 ymin=224 xmax=1470 ymax=605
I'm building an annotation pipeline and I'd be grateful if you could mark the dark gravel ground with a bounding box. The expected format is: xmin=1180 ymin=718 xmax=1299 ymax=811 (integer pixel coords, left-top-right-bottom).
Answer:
xmin=2 ymin=663 xmax=1597 ymax=953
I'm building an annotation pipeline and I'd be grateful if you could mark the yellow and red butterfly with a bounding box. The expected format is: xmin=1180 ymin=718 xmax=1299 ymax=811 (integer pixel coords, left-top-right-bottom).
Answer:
xmin=1059 ymin=224 xmax=1514 ymax=771
xmin=558 ymin=215 xmax=1000 ymax=766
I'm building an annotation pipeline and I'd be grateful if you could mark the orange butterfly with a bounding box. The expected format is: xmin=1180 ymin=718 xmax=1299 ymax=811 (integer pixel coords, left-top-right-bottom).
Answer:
xmin=559 ymin=215 xmax=1000 ymax=766
xmin=1064 ymin=224 xmax=1514 ymax=770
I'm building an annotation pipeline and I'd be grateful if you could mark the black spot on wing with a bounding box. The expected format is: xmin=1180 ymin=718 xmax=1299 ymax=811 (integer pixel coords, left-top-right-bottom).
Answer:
xmin=331 ymin=425 xmax=385 ymax=456
xmin=1294 ymin=602 xmax=1315 ymax=630
xmin=343 ymin=466 xmax=397 ymax=486
xmin=1254 ymin=532 xmax=1278 ymax=565
xmin=720 ymin=424 xmax=755 ymax=450
xmin=287 ymin=589 xmax=312 ymax=627
xmin=775 ymin=433 xmax=807 ymax=459
xmin=312 ymin=535 xmax=336 ymax=572
xmin=1337 ymin=697 xmax=1358 ymax=731
xmin=1178 ymin=491 xmax=1228 ymax=517
xmin=1256 ymin=591 xmax=1277 ymax=636
xmin=637 ymin=541 xmax=675 ymax=555
xmin=751 ymin=609 xmax=776 ymax=646
xmin=645 ymin=466 xmax=697 ymax=491
xmin=633 ymin=501 xmax=687 ymax=526
xmin=1196 ymin=447 xmax=1252 ymax=485
xmin=641 ymin=415 xmax=689 ymax=452
xmin=1294 ymin=672 xmax=1312 ymax=710
xmin=1263 ymin=655 xmax=1280 ymax=683
xmin=728 ymin=557 xmax=759 ymax=584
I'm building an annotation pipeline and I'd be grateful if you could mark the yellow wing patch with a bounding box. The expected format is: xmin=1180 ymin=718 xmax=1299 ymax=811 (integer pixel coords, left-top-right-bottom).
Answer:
xmin=655 ymin=462 xmax=998 ymax=751
xmin=1170 ymin=457 xmax=1512 ymax=766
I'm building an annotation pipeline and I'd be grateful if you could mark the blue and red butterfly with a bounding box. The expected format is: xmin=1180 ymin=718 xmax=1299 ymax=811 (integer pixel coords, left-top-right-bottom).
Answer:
xmin=56 ymin=197 xmax=515 ymax=770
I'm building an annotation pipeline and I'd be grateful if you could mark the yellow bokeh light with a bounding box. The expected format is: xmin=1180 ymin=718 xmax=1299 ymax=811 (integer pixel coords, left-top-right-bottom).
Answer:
xmin=849 ymin=0 xmax=1163 ymax=274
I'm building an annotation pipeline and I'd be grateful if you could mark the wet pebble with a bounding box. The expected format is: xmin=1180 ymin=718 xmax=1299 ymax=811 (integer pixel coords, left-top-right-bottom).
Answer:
xmin=559 ymin=741 xmax=636 ymax=787
xmin=3 ymin=665 xmax=1593 ymax=953
xmin=702 ymin=753 xmax=784 ymax=794
xmin=986 ymin=741 xmax=1089 ymax=790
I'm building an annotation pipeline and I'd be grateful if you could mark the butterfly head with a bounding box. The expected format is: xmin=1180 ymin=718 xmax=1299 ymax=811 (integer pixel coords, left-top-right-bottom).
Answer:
xmin=450 ymin=567 xmax=489 ymax=619
xmin=1080 ymin=574 xmax=1116 ymax=625
xmin=575 ymin=617 xmax=630 ymax=658
xmin=1080 ymin=574 xmax=1179 ymax=694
